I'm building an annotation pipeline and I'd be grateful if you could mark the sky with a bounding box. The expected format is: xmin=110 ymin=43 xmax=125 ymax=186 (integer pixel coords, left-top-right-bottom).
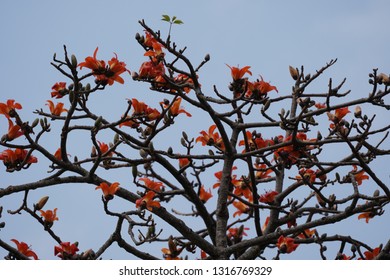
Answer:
xmin=0 ymin=0 xmax=389 ymax=260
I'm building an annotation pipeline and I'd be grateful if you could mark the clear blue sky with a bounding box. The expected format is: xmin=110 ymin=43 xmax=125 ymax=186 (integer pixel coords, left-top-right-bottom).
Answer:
xmin=0 ymin=0 xmax=389 ymax=259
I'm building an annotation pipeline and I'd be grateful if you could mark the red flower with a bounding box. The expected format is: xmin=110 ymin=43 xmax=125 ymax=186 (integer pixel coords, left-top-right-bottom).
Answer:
xmin=0 ymin=99 xmax=22 ymax=119
xmin=40 ymin=208 xmax=59 ymax=224
xmin=54 ymin=148 xmax=61 ymax=160
xmin=46 ymin=100 xmax=67 ymax=116
xmin=130 ymin=98 xmax=160 ymax=121
xmin=138 ymin=177 xmax=164 ymax=192
xmin=79 ymin=47 xmax=106 ymax=73
xmin=239 ymin=130 xmax=274 ymax=152
xmin=105 ymin=53 xmax=129 ymax=85
xmin=297 ymin=228 xmax=317 ymax=239
xmin=262 ymin=216 xmax=270 ymax=232
xmin=232 ymin=200 xmax=250 ymax=217
xmin=226 ymin=64 xmax=252 ymax=80
xmin=276 ymin=235 xmax=299 ymax=254
xmin=79 ymin=47 xmax=129 ymax=85
xmin=165 ymin=97 xmax=192 ymax=117
xmin=55 ymin=242 xmax=79 ymax=259
xmin=144 ymin=31 xmax=159 ymax=48
xmin=199 ymin=186 xmax=213 ymax=203
xmin=136 ymin=191 xmax=161 ymax=211
xmin=4 ymin=119 xmax=24 ymax=141
xmin=358 ymin=211 xmax=375 ymax=223
xmin=213 ymin=166 xmax=237 ymax=189
xmin=327 ymin=107 xmax=350 ymax=125
xmin=233 ymin=177 xmax=253 ymax=201
xmin=273 ymin=133 xmax=314 ymax=168
xmin=0 ymin=148 xmax=38 ymax=171
xmin=196 ymin=124 xmax=225 ymax=151
xmin=360 ymin=247 xmax=381 ymax=260
xmin=174 ymin=73 xmax=195 ymax=93
xmin=97 ymin=141 xmax=114 ymax=157
xmin=315 ymin=103 xmax=326 ymax=109
xmin=51 ymin=82 xmax=67 ymax=99
xmin=161 ymin=237 xmax=183 ymax=260
xmin=259 ymin=190 xmax=279 ymax=204
xmin=227 ymin=226 xmax=249 ymax=244
xmin=351 ymin=165 xmax=369 ymax=186
xmin=254 ymin=163 xmax=273 ymax=180
xmin=245 ymin=76 xmax=278 ymax=99
xmin=144 ymin=42 xmax=164 ymax=61
xmin=119 ymin=115 xmax=139 ymax=128
xmin=11 ymin=239 xmax=38 ymax=260
xmin=95 ymin=182 xmax=120 ymax=200
xmin=178 ymin=157 xmax=191 ymax=169
xmin=138 ymin=61 xmax=165 ymax=80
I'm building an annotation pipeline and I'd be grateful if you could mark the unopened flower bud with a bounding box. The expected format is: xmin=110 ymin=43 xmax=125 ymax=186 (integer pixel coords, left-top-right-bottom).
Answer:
xmin=35 ymin=196 xmax=49 ymax=211
xmin=91 ymin=146 xmax=97 ymax=157
xmin=132 ymin=165 xmax=138 ymax=179
xmin=289 ymin=65 xmax=299 ymax=80
xmin=354 ymin=106 xmax=362 ymax=118
xmin=31 ymin=118 xmax=39 ymax=128
xmin=373 ymin=189 xmax=380 ymax=197
xmin=204 ymin=54 xmax=210 ymax=61
xmin=71 ymin=54 xmax=78 ymax=68
xmin=94 ymin=116 xmax=103 ymax=128
xmin=131 ymin=71 xmax=139 ymax=80
xmin=139 ymin=149 xmax=148 ymax=158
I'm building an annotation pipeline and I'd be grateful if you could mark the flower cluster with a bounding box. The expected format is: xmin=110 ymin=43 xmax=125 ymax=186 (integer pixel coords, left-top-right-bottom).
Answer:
xmin=0 ymin=148 xmax=38 ymax=172
xmin=227 ymin=65 xmax=278 ymax=99
xmin=135 ymin=177 xmax=164 ymax=211
xmin=136 ymin=31 xmax=197 ymax=94
xmin=273 ymin=132 xmax=316 ymax=169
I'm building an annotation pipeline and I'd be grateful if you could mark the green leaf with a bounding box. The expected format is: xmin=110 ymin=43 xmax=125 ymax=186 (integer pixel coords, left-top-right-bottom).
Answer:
xmin=172 ymin=16 xmax=177 ymax=21
xmin=161 ymin=14 xmax=170 ymax=22
xmin=173 ymin=19 xmax=184 ymax=25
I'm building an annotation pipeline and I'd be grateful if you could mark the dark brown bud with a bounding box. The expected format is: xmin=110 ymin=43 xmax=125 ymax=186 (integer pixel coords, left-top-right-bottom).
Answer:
xmin=35 ymin=196 xmax=49 ymax=211
xmin=289 ymin=65 xmax=299 ymax=80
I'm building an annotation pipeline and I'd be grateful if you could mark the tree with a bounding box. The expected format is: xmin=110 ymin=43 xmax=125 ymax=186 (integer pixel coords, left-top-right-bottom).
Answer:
xmin=0 ymin=17 xmax=389 ymax=260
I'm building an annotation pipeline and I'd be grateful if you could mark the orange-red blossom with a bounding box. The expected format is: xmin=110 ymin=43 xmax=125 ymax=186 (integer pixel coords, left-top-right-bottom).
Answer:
xmin=51 ymin=82 xmax=67 ymax=99
xmin=360 ymin=247 xmax=381 ymax=260
xmin=95 ymin=182 xmax=120 ymax=200
xmin=259 ymin=190 xmax=279 ymax=204
xmin=245 ymin=76 xmax=278 ymax=99
xmin=199 ymin=186 xmax=213 ymax=203
xmin=233 ymin=200 xmax=251 ymax=217
xmin=226 ymin=64 xmax=252 ymax=81
xmin=40 ymin=208 xmax=59 ymax=228
xmin=196 ymin=124 xmax=225 ymax=151
xmin=4 ymin=119 xmax=24 ymax=141
xmin=78 ymin=47 xmax=129 ymax=85
xmin=0 ymin=99 xmax=22 ymax=119
xmin=164 ymin=97 xmax=192 ymax=117
xmin=55 ymin=242 xmax=79 ymax=259
xmin=46 ymin=100 xmax=67 ymax=116
xmin=0 ymin=148 xmax=38 ymax=170
xmin=10 ymin=239 xmax=38 ymax=260
xmin=351 ymin=165 xmax=369 ymax=186
xmin=136 ymin=191 xmax=161 ymax=211
xmin=276 ymin=235 xmax=299 ymax=254
xmin=138 ymin=177 xmax=164 ymax=192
